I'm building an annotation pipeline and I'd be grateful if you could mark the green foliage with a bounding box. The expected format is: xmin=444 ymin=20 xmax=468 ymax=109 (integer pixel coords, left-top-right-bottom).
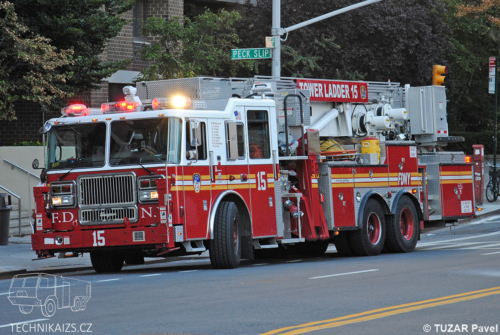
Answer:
xmin=12 ymin=140 xmax=45 ymax=146
xmin=446 ymin=131 xmax=495 ymax=155
xmin=9 ymin=0 xmax=134 ymax=112
xmin=137 ymin=9 xmax=253 ymax=80
xmin=441 ymin=0 xmax=500 ymax=139
xmin=0 ymin=1 xmax=73 ymax=120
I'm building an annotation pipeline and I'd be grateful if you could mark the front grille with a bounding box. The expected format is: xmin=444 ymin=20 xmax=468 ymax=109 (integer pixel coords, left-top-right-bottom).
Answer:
xmin=78 ymin=173 xmax=136 ymax=206
xmin=80 ymin=207 xmax=137 ymax=225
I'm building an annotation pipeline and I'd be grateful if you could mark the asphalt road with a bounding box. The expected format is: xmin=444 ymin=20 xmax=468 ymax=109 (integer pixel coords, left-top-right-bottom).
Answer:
xmin=1 ymin=216 xmax=500 ymax=335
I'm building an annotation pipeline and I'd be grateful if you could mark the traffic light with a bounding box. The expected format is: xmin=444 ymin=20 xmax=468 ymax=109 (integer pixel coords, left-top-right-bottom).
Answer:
xmin=432 ymin=65 xmax=448 ymax=86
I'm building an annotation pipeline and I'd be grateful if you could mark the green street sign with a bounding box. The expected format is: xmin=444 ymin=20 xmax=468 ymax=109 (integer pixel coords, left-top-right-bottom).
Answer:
xmin=231 ymin=48 xmax=272 ymax=60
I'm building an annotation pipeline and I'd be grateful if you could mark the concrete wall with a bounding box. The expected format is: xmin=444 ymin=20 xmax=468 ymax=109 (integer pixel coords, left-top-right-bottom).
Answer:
xmin=0 ymin=147 xmax=45 ymax=212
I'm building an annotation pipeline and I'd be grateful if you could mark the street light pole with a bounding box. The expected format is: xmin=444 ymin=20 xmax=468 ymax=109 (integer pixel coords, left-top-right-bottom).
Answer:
xmin=271 ymin=0 xmax=281 ymax=78
xmin=271 ymin=0 xmax=383 ymax=78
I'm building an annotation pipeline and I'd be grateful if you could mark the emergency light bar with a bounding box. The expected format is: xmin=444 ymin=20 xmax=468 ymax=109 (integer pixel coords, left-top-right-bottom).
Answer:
xmin=152 ymin=96 xmax=192 ymax=110
xmin=101 ymin=101 xmax=141 ymax=113
xmin=61 ymin=104 xmax=89 ymax=117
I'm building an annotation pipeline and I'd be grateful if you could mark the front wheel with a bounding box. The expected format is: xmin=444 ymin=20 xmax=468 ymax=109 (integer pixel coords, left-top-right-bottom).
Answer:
xmin=209 ymin=202 xmax=241 ymax=269
xmin=90 ymin=251 xmax=124 ymax=273
xmin=350 ymin=198 xmax=386 ymax=256
xmin=19 ymin=305 xmax=33 ymax=314
xmin=486 ymin=181 xmax=497 ymax=202
xmin=41 ymin=298 xmax=57 ymax=317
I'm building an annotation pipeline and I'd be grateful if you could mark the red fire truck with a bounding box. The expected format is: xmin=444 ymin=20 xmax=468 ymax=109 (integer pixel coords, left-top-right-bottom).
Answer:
xmin=31 ymin=76 xmax=475 ymax=272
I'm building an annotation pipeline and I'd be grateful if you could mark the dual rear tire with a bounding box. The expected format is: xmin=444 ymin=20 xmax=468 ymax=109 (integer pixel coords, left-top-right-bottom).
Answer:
xmin=335 ymin=196 xmax=419 ymax=256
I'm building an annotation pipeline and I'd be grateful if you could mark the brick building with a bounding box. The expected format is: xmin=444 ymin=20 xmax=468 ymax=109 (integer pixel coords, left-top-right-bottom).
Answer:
xmin=0 ymin=0 xmax=248 ymax=145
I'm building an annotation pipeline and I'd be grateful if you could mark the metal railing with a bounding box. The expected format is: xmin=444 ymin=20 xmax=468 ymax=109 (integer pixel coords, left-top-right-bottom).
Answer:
xmin=3 ymin=159 xmax=40 ymax=235
xmin=0 ymin=185 xmax=21 ymax=236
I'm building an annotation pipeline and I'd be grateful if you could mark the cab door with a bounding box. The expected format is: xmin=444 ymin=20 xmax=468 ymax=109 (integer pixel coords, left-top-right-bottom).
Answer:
xmin=246 ymin=108 xmax=277 ymax=237
xmin=183 ymin=119 xmax=212 ymax=240
xmin=225 ymin=112 xmax=251 ymax=215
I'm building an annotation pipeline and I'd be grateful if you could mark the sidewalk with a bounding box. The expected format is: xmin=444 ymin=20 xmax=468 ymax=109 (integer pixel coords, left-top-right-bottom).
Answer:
xmin=1 ymin=202 xmax=499 ymax=279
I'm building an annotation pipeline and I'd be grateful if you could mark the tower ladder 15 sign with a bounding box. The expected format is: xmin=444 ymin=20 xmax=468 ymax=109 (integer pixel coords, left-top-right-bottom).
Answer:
xmin=296 ymin=79 xmax=368 ymax=103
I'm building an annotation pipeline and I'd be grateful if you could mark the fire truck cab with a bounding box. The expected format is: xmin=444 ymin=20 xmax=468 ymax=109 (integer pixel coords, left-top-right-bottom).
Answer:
xmin=31 ymin=77 xmax=475 ymax=272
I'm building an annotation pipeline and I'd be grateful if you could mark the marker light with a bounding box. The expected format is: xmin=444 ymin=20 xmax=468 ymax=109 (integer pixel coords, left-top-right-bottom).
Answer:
xmin=152 ymin=96 xmax=192 ymax=110
xmin=61 ymin=104 xmax=89 ymax=117
xmin=465 ymin=156 xmax=472 ymax=163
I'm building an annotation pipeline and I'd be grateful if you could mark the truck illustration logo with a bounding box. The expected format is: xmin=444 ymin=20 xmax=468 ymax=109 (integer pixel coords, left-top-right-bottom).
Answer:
xmin=8 ymin=273 xmax=91 ymax=317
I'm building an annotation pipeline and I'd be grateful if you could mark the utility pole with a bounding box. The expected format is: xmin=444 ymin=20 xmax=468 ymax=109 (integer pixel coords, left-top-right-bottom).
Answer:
xmin=271 ymin=0 xmax=383 ymax=78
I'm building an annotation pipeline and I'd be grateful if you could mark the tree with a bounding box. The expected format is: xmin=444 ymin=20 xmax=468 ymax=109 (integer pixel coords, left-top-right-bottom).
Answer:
xmin=137 ymin=9 xmax=253 ymax=81
xmin=0 ymin=1 xmax=73 ymax=120
xmin=10 ymin=0 xmax=134 ymax=108
xmin=440 ymin=0 xmax=500 ymax=137
xmin=236 ymin=0 xmax=448 ymax=85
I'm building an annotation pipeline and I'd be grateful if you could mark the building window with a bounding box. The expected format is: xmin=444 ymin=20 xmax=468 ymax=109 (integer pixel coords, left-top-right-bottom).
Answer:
xmin=133 ymin=0 xmax=148 ymax=43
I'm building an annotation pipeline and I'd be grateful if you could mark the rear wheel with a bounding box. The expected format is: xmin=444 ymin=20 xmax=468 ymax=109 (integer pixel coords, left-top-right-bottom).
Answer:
xmin=90 ymin=251 xmax=124 ymax=273
xmin=486 ymin=181 xmax=497 ymax=202
xmin=333 ymin=232 xmax=354 ymax=257
xmin=385 ymin=196 xmax=419 ymax=253
xmin=350 ymin=198 xmax=386 ymax=256
xmin=209 ymin=202 xmax=241 ymax=269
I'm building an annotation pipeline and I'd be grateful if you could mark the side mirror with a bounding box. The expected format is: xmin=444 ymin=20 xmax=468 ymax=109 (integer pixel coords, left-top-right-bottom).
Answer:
xmin=189 ymin=121 xmax=201 ymax=147
xmin=32 ymin=159 xmax=40 ymax=169
xmin=39 ymin=122 xmax=52 ymax=134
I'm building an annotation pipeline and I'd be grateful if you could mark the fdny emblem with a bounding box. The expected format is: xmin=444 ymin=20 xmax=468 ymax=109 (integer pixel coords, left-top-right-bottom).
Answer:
xmin=360 ymin=85 xmax=367 ymax=100
xmin=193 ymin=173 xmax=201 ymax=193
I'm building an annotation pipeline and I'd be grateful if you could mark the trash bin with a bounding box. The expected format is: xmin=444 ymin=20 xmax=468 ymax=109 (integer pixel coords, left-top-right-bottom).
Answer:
xmin=0 ymin=194 xmax=12 ymax=245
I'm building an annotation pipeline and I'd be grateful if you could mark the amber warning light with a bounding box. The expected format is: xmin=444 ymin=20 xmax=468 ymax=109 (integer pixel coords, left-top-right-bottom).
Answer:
xmin=465 ymin=156 xmax=472 ymax=163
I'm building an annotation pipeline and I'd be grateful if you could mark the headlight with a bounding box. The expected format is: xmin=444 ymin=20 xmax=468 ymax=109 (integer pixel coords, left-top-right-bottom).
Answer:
xmin=138 ymin=176 xmax=163 ymax=203
xmin=50 ymin=182 xmax=76 ymax=207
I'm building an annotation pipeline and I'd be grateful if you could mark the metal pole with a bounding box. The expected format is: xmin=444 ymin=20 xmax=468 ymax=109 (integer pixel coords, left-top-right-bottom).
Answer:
xmin=283 ymin=0 xmax=382 ymax=34
xmin=272 ymin=0 xmax=281 ymax=78
xmin=18 ymin=199 xmax=21 ymax=236
xmin=494 ymin=56 xmax=498 ymax=195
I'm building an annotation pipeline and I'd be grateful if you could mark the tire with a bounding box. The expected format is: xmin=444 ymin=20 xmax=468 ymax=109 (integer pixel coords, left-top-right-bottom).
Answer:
xmin=124 ymin=253 xmax=145 ymax=265
xmin=385 ymin=196 xmax=419 ymax=253
xmin=486 ymin=181 xmax=497 ymax=202
xmin=80 ymin=298 xmax=87 ymax=311
xmin=19 ymin=305 xmax=33 ymax=314
xmin=350 ymin=198 xmax=386 ymax=256
xmin=71 ymin=297 xmax=81 ymax=312
xmin=90 ymin=251 xmax=124 ymax=273
xmin=41 ymin=297 xmax=57 ymax=317
xmin=209 ymin=202 xmax=241 ymax=269
xmin=332 ymin=232 xmax=354 ymax=257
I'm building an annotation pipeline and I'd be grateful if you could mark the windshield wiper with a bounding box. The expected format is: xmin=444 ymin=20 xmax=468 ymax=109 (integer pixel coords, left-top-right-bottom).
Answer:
xmin=138 ymin=162 xmax=154 ymax=175
xmin=59 ymin=159 xmax=81 ymax=181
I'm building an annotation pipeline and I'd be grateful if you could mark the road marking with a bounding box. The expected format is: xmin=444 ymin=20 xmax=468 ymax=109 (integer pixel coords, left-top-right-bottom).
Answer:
xmin=424 ymin=242 xmax=489 ymax=250
xmin=482 ymin=251 xmax=500 ymax=256
xmin=139 ymin=274 xmax=161 ymax=277
xmin=417 ymin=231 xmax=500 ymax=248
xmin=309 ymin=269 xmax=379 ymax=280
xmin=469 ymin=215 xmax=500 ymax=225
xmin=95 ymin=278 xmax=122 ymax=282
xmin=286 ymin=260 xmax=302 ymax=263
xmin=179 ymin=270 xmax=198 ymax=273
xmin=0 ymin=319 xmax=50 ymax=329
xmin=251 ymin=263 xmax=269 ymax=266
xmin=261 ymin=286 xmax=500 ymax=335
xmin=462 ymin=243 xmax=500 ymax=250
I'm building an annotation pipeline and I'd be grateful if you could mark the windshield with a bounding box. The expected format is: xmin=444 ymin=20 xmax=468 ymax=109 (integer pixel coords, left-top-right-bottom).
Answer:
xmin=47 ymin=123 xmax=106 ymax=170
xmin=110 ymin=118 xmax=182 ymax=166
